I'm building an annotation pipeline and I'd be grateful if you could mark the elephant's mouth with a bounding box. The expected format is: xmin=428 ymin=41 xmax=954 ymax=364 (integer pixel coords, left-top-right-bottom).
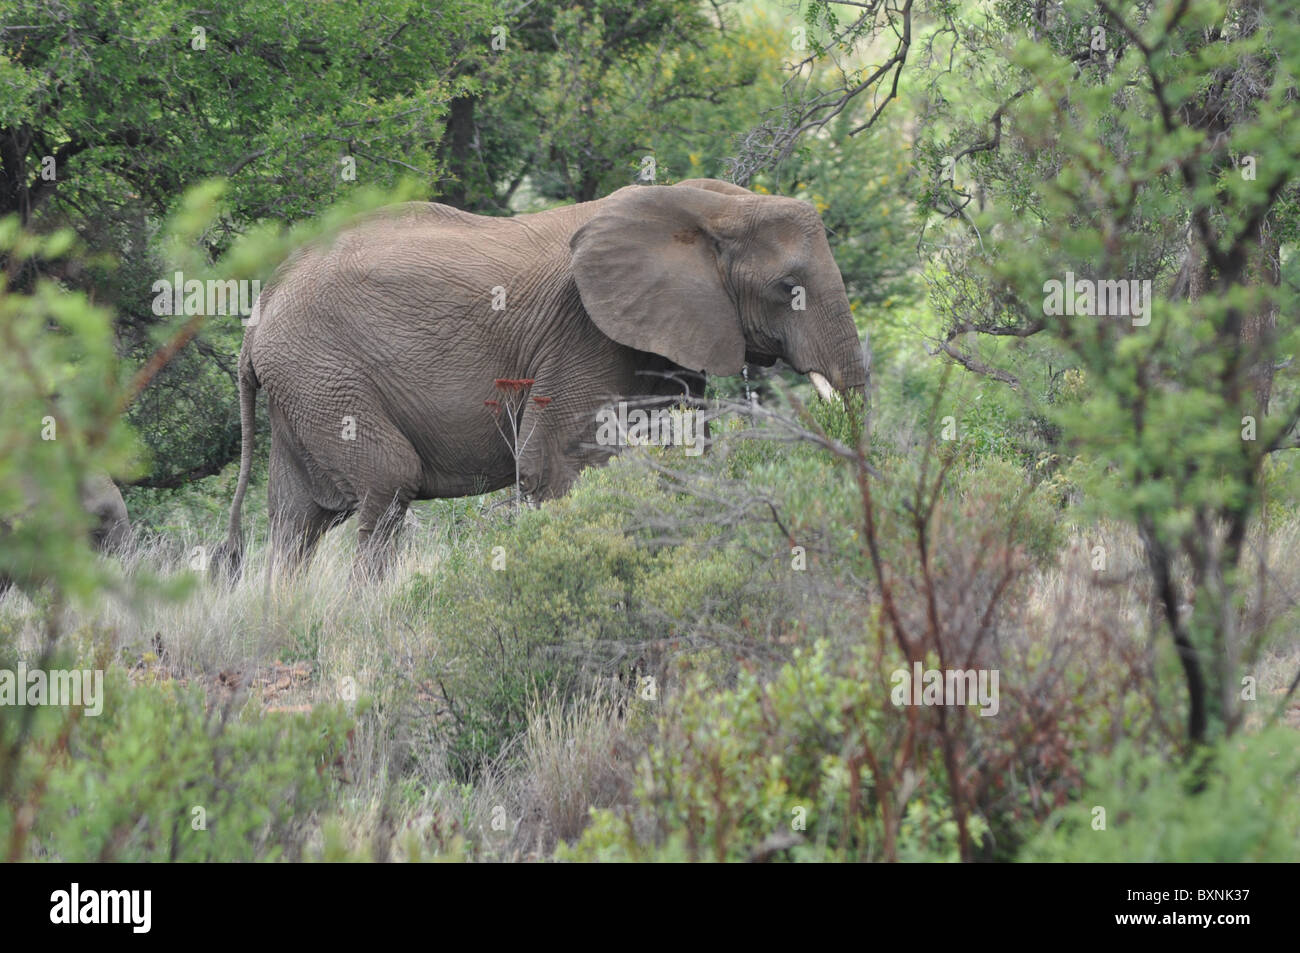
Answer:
xmin=744 ymin=348 xmax=780 ymax=368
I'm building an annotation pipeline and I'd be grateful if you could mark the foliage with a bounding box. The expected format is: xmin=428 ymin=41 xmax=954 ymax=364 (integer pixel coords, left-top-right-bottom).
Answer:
xmin=1021 ymin=727 xmax=1300 ymax=862
xmin=972 ymin=0 xmax=1299 ymax=744
xmin=0 ymin=0 xmax=482 ymax=227
xmin=401 ymin=457 xmax=777 ymax=781
xmin=446 ymin=0 xmax=759 ymax=209
xmin=0 ymin=183 xmax=394 ymax=860
xmin=3 ymin=666 xmax=355 ymax=862
xmin=560 ymin=639 xmax=981 ymax=862
xmin=0 ymin=219 xmax=137 ymax=597
xmin=800 ymin=0 xmax=1300 ymax=746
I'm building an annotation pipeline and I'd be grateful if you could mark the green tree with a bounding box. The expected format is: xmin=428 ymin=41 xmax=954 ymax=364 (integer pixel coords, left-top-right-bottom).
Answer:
xmin=435 ymin=0 xmax=762 ymax=211
xmin=1 ymin=0 xmax=495 ymax=486
xmin=779 ymin=0 xmax=1299 ymax=744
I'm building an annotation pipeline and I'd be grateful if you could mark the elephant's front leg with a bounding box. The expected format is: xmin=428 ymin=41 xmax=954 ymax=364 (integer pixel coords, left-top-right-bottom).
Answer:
xmin=354 ymin=489 xmax=414 ymax=579
xmin=514 ymin=393 xmax=607 ymax=502
xmin=348 ymin=423 xmax=423 ymax=579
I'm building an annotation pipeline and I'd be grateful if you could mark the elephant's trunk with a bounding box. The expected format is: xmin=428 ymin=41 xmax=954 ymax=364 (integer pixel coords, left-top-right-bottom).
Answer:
xmin=807 ymin=317 xmax=868 ymax=399
xmin=104 ymin=517 xmax=133 ymax=555
xmin=805 ymin=319 xmax=869 ymax=442
xmin=809 ymin=369 xmax=868 ymax=431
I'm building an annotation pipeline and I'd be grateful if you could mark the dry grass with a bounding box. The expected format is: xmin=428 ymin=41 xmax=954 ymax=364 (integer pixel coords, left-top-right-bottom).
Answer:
xmin=1020 ymin=518 xmax=1300 ymax=740
xmin=0 ymin=507 xmax=652 ymax=858
xmin=514 ymin=690 xmax=635 ymax=853
xmin=1 ymin=490 xmax=1297 ymax=860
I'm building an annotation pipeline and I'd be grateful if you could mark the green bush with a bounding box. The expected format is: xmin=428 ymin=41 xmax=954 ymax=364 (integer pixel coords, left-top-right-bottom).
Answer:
xmin=3 ymin=667 xmax=355 ymax=862
xmin=559 ymin=639 xmax=984 ymax=862
xmin=947 ymin=455 xmax=1065 ymax=570
xmin=1020 ymin=727 xmax=1300 ymax=862
xmin=403 ymin=458 xmax=780 ymax=781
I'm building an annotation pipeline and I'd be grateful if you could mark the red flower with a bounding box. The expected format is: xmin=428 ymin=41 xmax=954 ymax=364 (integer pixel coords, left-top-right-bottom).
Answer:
xmin=493 ymin=377 xmax=536 ymax=393
xmin=532 ymin=396 xmax=552 ymax=407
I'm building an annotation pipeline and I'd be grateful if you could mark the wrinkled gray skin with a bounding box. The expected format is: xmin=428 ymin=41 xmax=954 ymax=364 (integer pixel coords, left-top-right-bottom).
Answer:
xmin=216 ymin=178 xmax=867 ymax=579
xmin=81 ymin=473 xmax=133 ymax=554
xmin=0 ymin=473 xmax=132 ymax=596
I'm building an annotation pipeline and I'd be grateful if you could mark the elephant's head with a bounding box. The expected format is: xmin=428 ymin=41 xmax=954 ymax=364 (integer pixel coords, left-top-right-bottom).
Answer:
xmin=569 ymin=178 xmax=868 ymax=402
xmin=80 ymin=474 xmax=132 ymax=554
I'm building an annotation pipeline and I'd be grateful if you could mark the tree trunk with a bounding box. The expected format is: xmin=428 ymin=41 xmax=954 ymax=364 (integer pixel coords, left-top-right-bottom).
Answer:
xmin=436 ymin=94 xmax=478 ymax=210
xmin=1242 ymin=217 xmax=1280 ymax=415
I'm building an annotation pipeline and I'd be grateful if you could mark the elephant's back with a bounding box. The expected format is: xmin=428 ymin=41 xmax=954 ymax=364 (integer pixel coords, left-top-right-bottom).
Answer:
xmin=347 ymin=200 xmax=490 ymax=234
xmin=325 ymin=199 xmax=592 ymax=248
xmin=245 ymin=197 xmax=599 ymax=415
xmin=259 ymin=199 xmax=591 ymax=344
xmin=244 ymin=201 xmax=588 ymax=451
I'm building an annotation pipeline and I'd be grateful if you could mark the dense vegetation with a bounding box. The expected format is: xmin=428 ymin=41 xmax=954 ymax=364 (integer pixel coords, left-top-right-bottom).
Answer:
xmin=1 ymin=0 xmax=1297 ymax=862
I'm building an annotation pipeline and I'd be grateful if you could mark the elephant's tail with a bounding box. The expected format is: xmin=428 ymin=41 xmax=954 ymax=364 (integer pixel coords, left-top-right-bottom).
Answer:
xmin=213 ymin=328 xmax=259 ymax=584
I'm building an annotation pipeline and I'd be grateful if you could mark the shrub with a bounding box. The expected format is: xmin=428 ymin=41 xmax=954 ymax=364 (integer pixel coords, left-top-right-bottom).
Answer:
xmin=3 ymin=667 xmax=355 ymax=862
xmin=403 ymin=458 xmax=785 ymax=781
xmin=1020 ymin=727 xmax=1300 ymax=862
xmin=513 ymin=690 xmax=636 ymax=852
xmin=555 ymin=411 xmax=1155 ymax=862
xmin=559 ymin=640 xmax=982 ymax=862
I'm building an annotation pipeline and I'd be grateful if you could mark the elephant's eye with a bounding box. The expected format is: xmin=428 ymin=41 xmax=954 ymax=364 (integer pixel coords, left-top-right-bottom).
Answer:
xmin=778 ymin=277 xmax=800 ymax=296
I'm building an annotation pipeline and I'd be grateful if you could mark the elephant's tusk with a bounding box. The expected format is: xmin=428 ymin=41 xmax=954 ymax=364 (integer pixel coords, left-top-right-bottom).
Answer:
xmin=809 ymin=371 xmax=837 ymax=402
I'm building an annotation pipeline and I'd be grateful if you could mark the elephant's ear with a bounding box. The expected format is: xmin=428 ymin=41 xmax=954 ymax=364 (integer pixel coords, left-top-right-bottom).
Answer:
xmin=570 ymin=185 xmax=747 ymax=375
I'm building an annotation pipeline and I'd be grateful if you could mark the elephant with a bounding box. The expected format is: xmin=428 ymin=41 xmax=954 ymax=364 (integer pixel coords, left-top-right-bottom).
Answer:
xmin=81 ymin=473 xmax=133 ymax=555
xmin=0 ymin=472 xmax=132 ymax=596
xmin=214 ymin=178 xmax=868 ymax=580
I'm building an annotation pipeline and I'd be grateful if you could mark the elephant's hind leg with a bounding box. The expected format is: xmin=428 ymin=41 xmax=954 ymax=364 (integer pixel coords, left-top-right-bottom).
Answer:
xmin=267 ymin=439 xmax=348 ymax=579
xmin=267 ymin=478 xmax=343 ymax=577
xmin=271 ymin=499 xmax=344 ymax=579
